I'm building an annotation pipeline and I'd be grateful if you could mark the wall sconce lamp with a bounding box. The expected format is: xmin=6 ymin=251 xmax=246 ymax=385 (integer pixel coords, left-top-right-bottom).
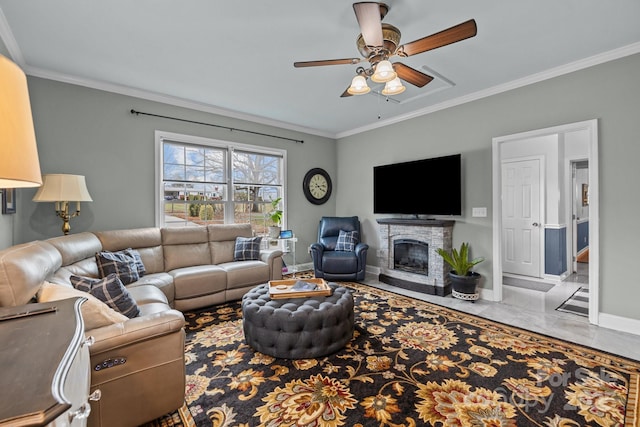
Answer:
xmin=32 ymin=174 xmax=93 ymax=235
xmin=0 ymin=55 xmax=42 ymax=189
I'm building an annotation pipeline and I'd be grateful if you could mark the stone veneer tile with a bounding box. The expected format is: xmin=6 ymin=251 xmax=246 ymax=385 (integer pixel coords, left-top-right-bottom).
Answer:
xmin=377 ymin=220 xmax=454 ymax=292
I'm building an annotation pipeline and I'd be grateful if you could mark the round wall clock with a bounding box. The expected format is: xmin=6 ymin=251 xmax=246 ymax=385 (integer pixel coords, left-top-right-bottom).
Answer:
xmin=303 ymin=168 xmax=332 ymax=205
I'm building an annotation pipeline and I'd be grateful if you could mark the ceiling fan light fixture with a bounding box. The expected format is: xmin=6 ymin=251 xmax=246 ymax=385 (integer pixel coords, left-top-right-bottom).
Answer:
xmin=371 ymin=59 xmax=396 ymax=83
xmin=347 ymin=75 xmax=371 ymax=95
xmin=381 ymin=77 xmax=406 ymax=95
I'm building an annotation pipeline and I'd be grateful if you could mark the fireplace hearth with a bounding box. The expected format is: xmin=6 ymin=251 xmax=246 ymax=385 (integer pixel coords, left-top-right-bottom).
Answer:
xmin=377 ymin=218 xmax=454 ymax=296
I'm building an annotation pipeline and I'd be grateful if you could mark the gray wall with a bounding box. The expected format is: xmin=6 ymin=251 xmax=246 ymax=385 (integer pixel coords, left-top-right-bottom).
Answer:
xmin=337 ymin=52 xmax=640 ymax=320
xmin=12 ymin=77 xmax=337 ymax=264
xmin=5 ymin=52 xmax=640 ymax=322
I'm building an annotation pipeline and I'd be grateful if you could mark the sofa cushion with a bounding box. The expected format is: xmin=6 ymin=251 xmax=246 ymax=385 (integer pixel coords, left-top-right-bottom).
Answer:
xmin=96 ymin=250 xmax=140 ymax=285
xmin=71 ymin=274 xmax=140 ymax=318
xmin=208 ymin=224 xmax=253 ymax=264
xmin=46 ymin=232 xmax=102 ymax=267
xmin=95 ymin=228 xmax=165 ymax=274
xmin=220 ymin=260 xmax=270 ymax=290
xmin=335 ymin=230 xmax=359 ymax=252
xmin=321 ymin=251 xmax=358 ymax=273
xmin=233 ymin=236 xmax=262 ymax=261
xmin=38 ymin=281 xmax=127 ymax=330
xmin=162 ymin=227 xmax=211 ymax=270
xmin=129 ymin=272 xmax=175 ymax=304
xmin=170 ymin=265 xmax=227 ymax=299
xmin=127 ymin=283 xmax=169 ymax=306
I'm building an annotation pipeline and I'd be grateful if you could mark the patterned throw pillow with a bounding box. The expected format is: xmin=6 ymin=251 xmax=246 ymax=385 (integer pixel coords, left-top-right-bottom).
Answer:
xmin=95 ymin=250 xmax=140 ymax=285
xmin=335 ymin=230 xmax=359 ymax=252
xmin=124 ymin=248 xmax=146 ymax=277
xmin=71 ymin=274 xmax=140 ymax=318
xmin=234 ymin=236 xmax=262 ymax=261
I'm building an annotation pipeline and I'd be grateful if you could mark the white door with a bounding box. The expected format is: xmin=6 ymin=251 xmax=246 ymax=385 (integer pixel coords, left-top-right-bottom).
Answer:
xmin=501 ymin=158 xmax=542 ymax=277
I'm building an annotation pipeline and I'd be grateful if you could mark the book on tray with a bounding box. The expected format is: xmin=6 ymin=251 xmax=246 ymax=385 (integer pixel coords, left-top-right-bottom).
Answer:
xmin=290 ymin=280 xmax=317 ymax=291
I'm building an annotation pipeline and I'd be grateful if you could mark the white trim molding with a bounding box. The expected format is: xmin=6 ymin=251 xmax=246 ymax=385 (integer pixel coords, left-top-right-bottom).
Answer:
xmin=599 ymin=313 xmax=640 ymax=337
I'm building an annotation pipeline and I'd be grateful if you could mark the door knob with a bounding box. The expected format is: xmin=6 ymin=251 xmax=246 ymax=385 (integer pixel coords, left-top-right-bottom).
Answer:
xmin=532 ymin=222 xmax=539 ymax=227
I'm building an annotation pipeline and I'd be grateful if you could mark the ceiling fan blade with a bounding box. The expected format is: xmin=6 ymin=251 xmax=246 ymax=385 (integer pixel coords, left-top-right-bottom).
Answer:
xmin=398 ymin=19 xmax=477 ymax=57
xmin=394 ymin=63 xmax=434 ymax=87
xmin=294 ymin=58 xmax=361 ymax=68
xmin=353 ymin=2 xmax=383 ymax=47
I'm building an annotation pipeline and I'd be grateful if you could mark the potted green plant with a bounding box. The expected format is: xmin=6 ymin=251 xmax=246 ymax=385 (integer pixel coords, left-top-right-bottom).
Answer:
xmin=436 ymin=242 xmax=484 ymax=301
xmin=267 ymin=197 xmax=283 ymax=239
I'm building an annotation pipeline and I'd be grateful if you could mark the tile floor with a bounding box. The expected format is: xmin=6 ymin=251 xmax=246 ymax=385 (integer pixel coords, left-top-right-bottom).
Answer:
xmin=360 ymin=264 xmax=640 ymax=361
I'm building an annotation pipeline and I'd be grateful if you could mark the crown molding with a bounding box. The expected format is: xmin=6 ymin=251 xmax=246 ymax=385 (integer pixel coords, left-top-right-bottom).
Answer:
xmin=336 ymin=41 xmax=640 ymax=139
xmin=23 ymin=65 xmax=336 ymax=140
xmin=0 ymin=7 xmax=25 ymax=66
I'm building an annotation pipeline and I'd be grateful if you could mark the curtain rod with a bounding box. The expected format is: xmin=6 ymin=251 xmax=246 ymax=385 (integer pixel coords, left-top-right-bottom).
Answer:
xmin=130 ymin=109 xmax=304 ymax=144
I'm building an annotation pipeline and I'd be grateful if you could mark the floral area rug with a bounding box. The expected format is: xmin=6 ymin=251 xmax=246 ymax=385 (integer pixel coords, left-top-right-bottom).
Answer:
xmin=151 ymin=282 xmax=640 ymax=426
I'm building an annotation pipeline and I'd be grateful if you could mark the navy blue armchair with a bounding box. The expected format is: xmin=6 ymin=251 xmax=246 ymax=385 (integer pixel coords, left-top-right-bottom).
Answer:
xmin=310 ymin=216 xmax=368 ymax=281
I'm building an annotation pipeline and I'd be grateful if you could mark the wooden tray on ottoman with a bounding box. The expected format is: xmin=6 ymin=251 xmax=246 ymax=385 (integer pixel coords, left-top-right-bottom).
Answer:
xmin=268 ymin=278 xmax=331 ymax=299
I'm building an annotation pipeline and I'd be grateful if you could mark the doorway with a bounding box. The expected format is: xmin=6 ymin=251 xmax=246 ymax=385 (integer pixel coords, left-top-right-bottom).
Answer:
xmin=492 ymin=119 xmax=599 ymax=325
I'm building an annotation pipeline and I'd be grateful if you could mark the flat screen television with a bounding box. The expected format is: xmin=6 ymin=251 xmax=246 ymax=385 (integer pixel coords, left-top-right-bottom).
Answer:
xmin=373 ymin=154 xmax=462 ymax=216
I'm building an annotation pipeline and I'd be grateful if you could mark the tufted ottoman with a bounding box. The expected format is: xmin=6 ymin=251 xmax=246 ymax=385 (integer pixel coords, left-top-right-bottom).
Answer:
xmin=241 ymin=283 xmax=354 ymax=359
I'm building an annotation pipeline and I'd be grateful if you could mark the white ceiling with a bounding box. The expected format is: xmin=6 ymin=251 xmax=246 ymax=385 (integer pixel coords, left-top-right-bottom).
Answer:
xmin=1 ymin=1 xmax=639 ymax=139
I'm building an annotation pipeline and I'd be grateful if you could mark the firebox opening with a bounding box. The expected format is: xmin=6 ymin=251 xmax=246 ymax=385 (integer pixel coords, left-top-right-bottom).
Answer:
xmin=394 ymin=239 xmax=429 ymax=276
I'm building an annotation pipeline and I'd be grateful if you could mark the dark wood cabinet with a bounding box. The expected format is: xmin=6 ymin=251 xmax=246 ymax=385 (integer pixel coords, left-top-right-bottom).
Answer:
xmin=0 ymin=298 xmax=95 ymax=426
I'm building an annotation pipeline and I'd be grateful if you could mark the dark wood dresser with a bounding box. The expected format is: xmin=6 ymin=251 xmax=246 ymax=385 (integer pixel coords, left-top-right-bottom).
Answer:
xmin=0 ymin=297 xmax=98 ymax=426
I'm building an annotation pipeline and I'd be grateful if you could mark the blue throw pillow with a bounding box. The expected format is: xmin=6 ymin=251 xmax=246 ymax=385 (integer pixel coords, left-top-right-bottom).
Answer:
xmin=234 ymin=236 xmax=262 ymax=261
xmin=71 ymin=274 xmax=140 ymax=318
xmin=335 ymin=230 xmax=359 ymax=252
xmin=95 ymin=250 xmax=140 ymax=285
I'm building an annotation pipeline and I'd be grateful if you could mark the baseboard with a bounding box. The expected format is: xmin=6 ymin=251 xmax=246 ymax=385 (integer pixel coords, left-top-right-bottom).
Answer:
xmin=478 ymin=287 xmax=495 ymax=301
xmin=598 ymin=312 xmax=640 ymax=337
xmin=542 ymin=273 xmax=567 ymax=283
xmin=366 ymin=265 xmax=380 ymax=276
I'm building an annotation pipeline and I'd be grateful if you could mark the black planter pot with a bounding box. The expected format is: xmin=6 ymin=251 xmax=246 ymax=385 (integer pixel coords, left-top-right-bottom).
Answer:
xmin=449 ymin=271 xmax=480 ymax=301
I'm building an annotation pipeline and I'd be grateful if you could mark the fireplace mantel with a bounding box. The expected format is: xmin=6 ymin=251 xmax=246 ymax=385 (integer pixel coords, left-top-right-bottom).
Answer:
xmin=376 ymin=218 xmax=454 ymax=296
xmin=377 ymin=218 xmax=455 ymax=227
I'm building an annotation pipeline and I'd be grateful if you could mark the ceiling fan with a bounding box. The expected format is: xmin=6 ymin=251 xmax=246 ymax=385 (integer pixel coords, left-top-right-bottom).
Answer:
xmin=293 ymin=2 xmax=477 ymax=97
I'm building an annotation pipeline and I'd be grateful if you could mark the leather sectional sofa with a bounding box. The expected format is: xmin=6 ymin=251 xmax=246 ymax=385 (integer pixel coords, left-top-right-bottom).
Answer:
xmin=0 ymin=224 xmax=283 ymax=427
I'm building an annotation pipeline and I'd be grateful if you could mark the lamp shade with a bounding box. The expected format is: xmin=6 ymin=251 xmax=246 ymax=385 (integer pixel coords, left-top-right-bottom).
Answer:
xmin=32 ymin=174 xmax=93 ymax=202
xmin=371 ymin=60 xmax=397 ymax=83
xmin=347 ymin=75 xmax=371 ymax=95
xmin=381 ymin=77 xmax=406 ymax=96
xmin=0 ymin=55 xmax=42 ymax=188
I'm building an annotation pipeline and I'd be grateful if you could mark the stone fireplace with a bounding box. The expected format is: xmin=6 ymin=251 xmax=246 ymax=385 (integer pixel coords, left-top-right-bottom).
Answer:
xmin=377 ymin=218 xmax=454 ymax=296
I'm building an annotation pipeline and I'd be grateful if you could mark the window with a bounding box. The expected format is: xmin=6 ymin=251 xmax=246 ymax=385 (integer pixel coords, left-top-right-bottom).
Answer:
xmin=156 ymin=131 xmax=285 ymax=234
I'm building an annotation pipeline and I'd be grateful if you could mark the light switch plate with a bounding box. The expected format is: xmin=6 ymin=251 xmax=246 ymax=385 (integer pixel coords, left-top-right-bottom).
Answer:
xmin=472 ymin=207 xmax=487 ymax=217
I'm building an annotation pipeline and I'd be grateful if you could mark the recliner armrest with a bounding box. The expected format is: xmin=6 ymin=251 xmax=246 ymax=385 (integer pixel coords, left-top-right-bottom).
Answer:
xmin=309 ymin=243 xmax=325 ymax=269
xmin=355 ymin=243 xmax=369 ymax=256
xmin=87 ymin=309 xmax=185 ymax=354
xmin=355 ymin=243 xmax=369 ymax=269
